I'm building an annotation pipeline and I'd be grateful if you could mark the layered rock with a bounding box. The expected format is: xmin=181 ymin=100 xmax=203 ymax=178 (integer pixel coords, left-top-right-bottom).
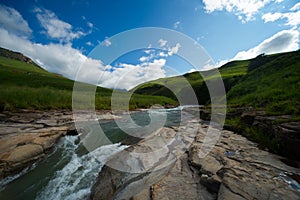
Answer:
xmin=90 ymin=121 xmax=300 ymax=199
xmin=240 ymin=112 xmax=300 ymax=160
xmin=0 ymin=110 xmax=73 ymax=178
xmin=0 ymin=110 xmax=122 ymax=179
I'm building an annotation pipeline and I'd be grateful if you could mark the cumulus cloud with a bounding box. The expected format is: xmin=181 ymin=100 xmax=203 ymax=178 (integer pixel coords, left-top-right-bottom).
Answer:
xmin=0 ymin=5 xmax=168 ymax=90
xmin=262 ymin=3 xmax=300 ymax=27
xmin=290 ymin=2 xmax=300 ymax=11
xmin=34 ymin=8 xmax=86 ymax=43
xmin=233 ymin=29 xmax=299 ymax=60
xmin=0 ymin=4 xmax=32 ymax=37
xmin=0 ymin=27 xmax=92 ymax=78
xmin=0 ymin=25 xmax=166 ymax=90
xmin=202 ymin=0 xmax=280 ymax=22
xmin=100 ymin=59 xmax=166 ymax=90
xmin=206 ymin=29 xmax=299 ymax=70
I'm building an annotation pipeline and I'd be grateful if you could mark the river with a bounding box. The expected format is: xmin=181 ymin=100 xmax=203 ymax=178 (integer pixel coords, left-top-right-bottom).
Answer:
xmin=0 ymin=107 xmax=186 ymax=199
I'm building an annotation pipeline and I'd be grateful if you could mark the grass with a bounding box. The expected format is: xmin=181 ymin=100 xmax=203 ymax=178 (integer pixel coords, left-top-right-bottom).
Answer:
xmin=134 ymin=50 xmax=300 ymax=115
xmin=227 ymin=50 xmax=300 ymax=115
xmin=0 ymin=55 xmax=177 ymax=111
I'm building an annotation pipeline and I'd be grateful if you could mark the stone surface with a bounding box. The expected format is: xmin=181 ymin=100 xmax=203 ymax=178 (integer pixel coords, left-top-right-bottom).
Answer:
xmin=0 ymin=109 xmax=122 ymax=179
xmin=90 ymin=118 xmax=300 ymax=200
xmin=0 ymin=110 xmax=73 ymax=178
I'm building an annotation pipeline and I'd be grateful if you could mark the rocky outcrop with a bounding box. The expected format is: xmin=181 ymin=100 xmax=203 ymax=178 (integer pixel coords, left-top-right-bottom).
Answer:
xmin=90 ymin=121 xmax=300 ymax=199
xmin=189 ymin=125 xmax=300 ymax=199
xmin=0 ymin=110 xmax=73 ymax=178
xmin=0 ymin=110 xmax=122 ymax=179
xmin=240 ymin=112 xmax=300 ymax=160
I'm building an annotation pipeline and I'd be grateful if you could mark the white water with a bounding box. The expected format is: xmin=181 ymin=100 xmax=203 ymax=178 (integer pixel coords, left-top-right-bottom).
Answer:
xmin=0 ymin=109 xmax=182 ymax=199
xmin=36 ymin=136 xmax=127 ymax=200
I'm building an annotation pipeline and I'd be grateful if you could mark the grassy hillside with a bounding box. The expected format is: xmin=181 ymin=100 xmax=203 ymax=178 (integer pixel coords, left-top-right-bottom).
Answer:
xmin=0 ymin=48 xmax=177 ymax=111
xmin=133 ymin=50 xmax=300 ymax=115
xmin=227 ymin=51 xmax=300 ymax=115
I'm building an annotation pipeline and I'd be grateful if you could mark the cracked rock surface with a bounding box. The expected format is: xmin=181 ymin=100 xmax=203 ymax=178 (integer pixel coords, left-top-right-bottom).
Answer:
xmin=90 ymin=121 xmax=300 ymax=200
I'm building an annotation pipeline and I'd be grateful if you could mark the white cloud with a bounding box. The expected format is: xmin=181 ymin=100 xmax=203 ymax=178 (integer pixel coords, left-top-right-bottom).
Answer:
xmin=290 ymin=2 xmax=300 ymax=11
xmin=233 ymin=29 xmax=299 ymax=60
xmin=0 ymin=4 xmax=32 ymax=37
xmin=138 ymin=43 xmax=181 ymax=64
xmin=139 ymin=56 xmax=148 ymax=62
xmin=262 ymin=8 xmax=300 ymax=27
xmin=86 ymin=41 xmax=93 ymax=46
xmin=261 ymin=12 xmax=282 ymax=22
xmin=0 ymin=26 xmax=166 ymax=90
xmin=173 ymin=21 xmax=180 ymax=29
xmin=87 ymin=22 xmax=93 ymax=28
xmin=0 ymin=5 xmax=168 ymax=90
xmin=202 ymin=0 xmax=280 ymax=22
xmin=105 ymin=59 xmax=166 ymax=90
xmin=34 ymin=8 xmax=86 ymax=43
xmin=158 ymin=39 xmax=168 ymax=47
xmin=188 ymin=68 xmax=197 ymax=73
xmin=168 ymin=43 xmax=181 ymax=56
xmin=208 ymin=28 xmax=299 ymax=69
xmin=0 ymin=27 xmax=95 ymax=78
xmin=99 ymin=37 xmax=112 ymax=47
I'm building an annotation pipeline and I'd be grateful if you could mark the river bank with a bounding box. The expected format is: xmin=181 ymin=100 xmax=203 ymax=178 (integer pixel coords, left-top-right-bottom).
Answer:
xmin=1 ymin=108 xmax=300 ymax=199
xmin=0 ymin=109 xmax=120 ymax=179
xmin=90 ymin=117 xmax=300 ymax=199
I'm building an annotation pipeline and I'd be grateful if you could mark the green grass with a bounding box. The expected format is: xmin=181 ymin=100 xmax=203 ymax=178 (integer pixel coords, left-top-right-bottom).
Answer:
xmin=227 ymin=50 xmax=300 ymax=115
xmin=0 ymin=55 xmax=177 ymax=111
xmin=133 ymin=50 xmax=300 ymax=115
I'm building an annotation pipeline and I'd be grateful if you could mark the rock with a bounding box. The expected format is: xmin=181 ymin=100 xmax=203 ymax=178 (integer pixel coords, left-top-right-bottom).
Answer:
xmin=90 ymin=119 xmax=300 ymax=199
xmin=33 ymin=132 xmax=63 ymax=150
xmin=0 ymin=109 xmax=126 ymax=180
xmin=274 ymin=122 xmax=300 ymax=160
xmin=2 ymin=144 xmax=44 ymax=163
xmin=150 ymin=153 xmax=214 ymax=200
xmin=66 ymin=123 xmax=79 ymax=136
xmin=217 ymin=184 xmax=245 ymax=200
xmin=90 ymin=124 xmax=199 ymax=200
xmin=190 ymin=128 xmax=300 ymax=199
xmin=0 ymin=110 xmax=74 ymax=179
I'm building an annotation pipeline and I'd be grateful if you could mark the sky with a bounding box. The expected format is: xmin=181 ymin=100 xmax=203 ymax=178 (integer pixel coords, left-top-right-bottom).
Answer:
xmin=0 ymin=0 xmax=299 ymax=90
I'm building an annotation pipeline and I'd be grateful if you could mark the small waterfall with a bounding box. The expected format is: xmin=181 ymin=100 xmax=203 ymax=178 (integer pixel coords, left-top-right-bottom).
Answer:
xmin=36 ymin=136 xmax=127 ymax=200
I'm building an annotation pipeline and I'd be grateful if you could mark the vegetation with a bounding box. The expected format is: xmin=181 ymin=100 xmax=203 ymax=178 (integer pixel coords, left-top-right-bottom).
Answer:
xmin=133 ymin=50 xmax=300 ymax=156
xmin=134 ymin=50 xmax=300 ymax=115
xmin=0 ymin=48 xmax=177 ymax=111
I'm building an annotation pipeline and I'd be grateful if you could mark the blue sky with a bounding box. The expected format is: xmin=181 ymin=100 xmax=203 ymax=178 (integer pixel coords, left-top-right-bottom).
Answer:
xmin=0 ymin=0 xmax=299 ymax=90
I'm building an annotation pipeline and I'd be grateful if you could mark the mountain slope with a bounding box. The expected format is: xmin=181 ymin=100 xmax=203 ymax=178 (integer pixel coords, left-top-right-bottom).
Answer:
xmin=227 ymin=51 xmax=300 ymax=115
xmin=0 ymin=47 xmax=177 ymax=110
xmin=133 ymin=50 xmax=300 ymax=115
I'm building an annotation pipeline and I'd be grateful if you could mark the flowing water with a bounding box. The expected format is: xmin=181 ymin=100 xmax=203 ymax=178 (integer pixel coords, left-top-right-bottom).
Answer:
xmin=0 ymin=107 xmax=185 ymax=200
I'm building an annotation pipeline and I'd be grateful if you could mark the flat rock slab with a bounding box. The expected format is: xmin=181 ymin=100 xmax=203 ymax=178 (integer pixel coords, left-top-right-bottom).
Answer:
xmin=0 ymin=110 xmax=74 ymax=179
xmin=90 ymin=121 xmax=300 ymax=200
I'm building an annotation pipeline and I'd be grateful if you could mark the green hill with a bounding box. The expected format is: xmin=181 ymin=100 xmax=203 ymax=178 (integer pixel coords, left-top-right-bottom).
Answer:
xmin=0 ymin=47 xmax=177 ymax=111
xmin=133 ymin=50 xmax=300 ymax=115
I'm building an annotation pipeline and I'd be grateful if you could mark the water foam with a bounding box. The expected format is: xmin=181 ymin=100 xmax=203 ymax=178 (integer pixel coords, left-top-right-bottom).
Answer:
xmin=36 ymin=136 xmax=127 ymax=200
